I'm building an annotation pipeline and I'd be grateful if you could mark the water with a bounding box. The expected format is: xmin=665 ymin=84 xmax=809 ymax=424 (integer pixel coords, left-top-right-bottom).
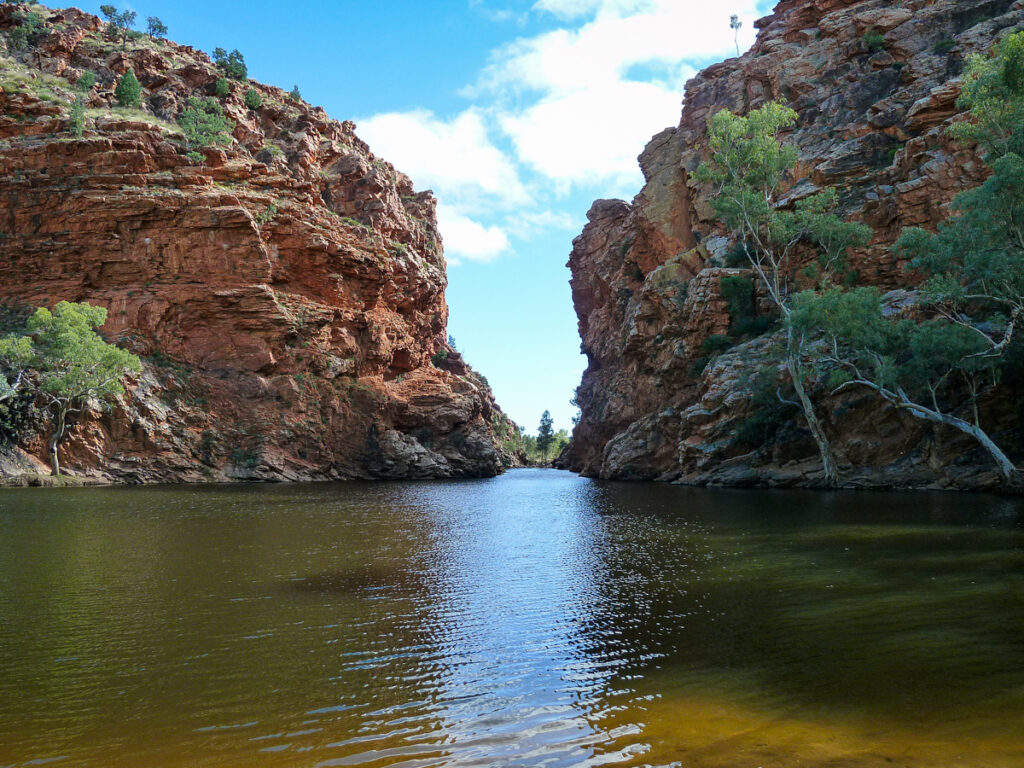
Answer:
xmin=1 ymin=469 xmax=1023 ymax=767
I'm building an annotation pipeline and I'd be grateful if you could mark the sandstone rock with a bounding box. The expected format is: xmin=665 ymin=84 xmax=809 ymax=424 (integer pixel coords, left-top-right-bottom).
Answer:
xmin=0 ymin=8 xmax=520 ymax=482
xmin=565 ymin=0 xmax=1024 ymax=491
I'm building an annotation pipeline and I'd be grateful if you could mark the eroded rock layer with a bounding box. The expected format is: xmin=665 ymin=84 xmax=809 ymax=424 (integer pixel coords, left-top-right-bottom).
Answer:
xmin=566 ymin=0 xmax=1024 ymax=489
xmin=0 ymin=5 xmax=522 ymax=482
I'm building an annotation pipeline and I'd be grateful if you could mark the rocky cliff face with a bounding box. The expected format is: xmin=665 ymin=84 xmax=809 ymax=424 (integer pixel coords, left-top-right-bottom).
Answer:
xmin=566 ymin=0 xmax=1024 ymax=489
xmin=0 ymin=5 xmax=522 ymax=482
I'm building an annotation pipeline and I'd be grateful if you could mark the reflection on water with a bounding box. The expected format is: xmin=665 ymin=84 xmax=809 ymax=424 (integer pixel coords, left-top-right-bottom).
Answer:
xmin=1 ymin=470 xmax=1023 ymax=767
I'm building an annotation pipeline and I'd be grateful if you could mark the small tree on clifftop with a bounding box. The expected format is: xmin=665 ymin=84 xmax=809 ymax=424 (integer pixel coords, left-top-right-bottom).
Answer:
xmin=99 ymin=5 xmax=136 ymax=51
xmin=213 ymin=47 xmax=247 ymax=80
xmin=146 ymin=15 xmax=167 ymax=40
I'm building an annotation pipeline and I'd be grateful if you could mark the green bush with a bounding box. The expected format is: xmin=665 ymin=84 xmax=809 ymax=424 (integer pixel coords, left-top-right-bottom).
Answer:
xmin=702 ymin=334 xmax=735 ymax=354
xmin=8 ymin=10 xmax=43 ymax=51
xmin=177 ymin=96 xmax=234 ymax=157
xmin=289 ymin=85 xmax=302 ymax=102
xmin=212 ymin=47 xmax=247 ymax=80
xmin=114 ymin=68 xmax=142 ymax=108
xmin=862 ymin=28 xmax=886 ymax=52
xmin=933 ymin=38 xmax=956 ymax=55
xmin=75 ymin=70 xmax=95 ymax=92
xmin=215 ymin=77 xmax=230 ymax=98
xmin=243 ymin=88 xmax=262 ymax=110
xmin=69 ymin=95 xmax=85 ymax=138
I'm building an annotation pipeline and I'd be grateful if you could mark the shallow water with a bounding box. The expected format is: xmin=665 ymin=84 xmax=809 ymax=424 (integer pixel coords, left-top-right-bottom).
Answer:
xmin=1 ymin=469 xmax=1023 ymax=767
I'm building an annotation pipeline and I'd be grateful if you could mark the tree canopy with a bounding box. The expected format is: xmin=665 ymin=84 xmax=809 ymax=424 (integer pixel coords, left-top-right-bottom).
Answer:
xmin=0 ymin=302 xmax=141 ymax=475
xmin=695 ymin=102 xmax=872 ymax=485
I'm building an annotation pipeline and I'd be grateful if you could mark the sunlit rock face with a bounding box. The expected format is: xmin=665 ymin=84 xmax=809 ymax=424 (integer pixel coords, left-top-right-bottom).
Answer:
xmin=0 ymin=5 xmax=521 ymax=482
xmin=565 ymin=0 xmax=1024 ymax=489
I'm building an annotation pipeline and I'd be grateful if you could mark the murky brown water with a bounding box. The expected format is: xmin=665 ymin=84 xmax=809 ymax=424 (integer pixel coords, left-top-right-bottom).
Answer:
xmin=1 ymin=469 xmax=1023 ymax=767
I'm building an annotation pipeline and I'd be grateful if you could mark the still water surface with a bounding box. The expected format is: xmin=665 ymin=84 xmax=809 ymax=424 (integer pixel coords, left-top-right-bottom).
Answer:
xmin=1 ymin=469 xmax=1023 ymax=767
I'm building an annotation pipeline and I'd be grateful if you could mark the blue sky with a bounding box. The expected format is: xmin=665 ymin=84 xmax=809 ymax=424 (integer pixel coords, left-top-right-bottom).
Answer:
xmin=76 ymin=0 xmax=771 ymax=434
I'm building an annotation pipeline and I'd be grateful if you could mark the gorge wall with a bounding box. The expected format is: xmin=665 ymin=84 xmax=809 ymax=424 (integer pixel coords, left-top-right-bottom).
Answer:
xmin=0 ymin=5 xmax=523 ymax=482
xmin=565 ymin=0 xmax=1024 ymax=490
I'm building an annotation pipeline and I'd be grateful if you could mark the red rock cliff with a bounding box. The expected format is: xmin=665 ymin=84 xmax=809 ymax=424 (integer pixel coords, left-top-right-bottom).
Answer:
xmin=0 ymin=4 xmax=523 ymax=482
xmin=566 ymin=0 xmax=1024 ymax=489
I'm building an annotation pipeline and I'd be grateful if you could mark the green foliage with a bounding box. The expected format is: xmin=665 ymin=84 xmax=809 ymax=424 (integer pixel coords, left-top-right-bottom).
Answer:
xmin=536 ymin=410 xmax=555 ymax=459
xmin=732 ymin=368 xmax=790 ymax=450
xmin=215 ymin=77 xmax=230 ymax=98
xmin=254 ymin=203 xmax=278 ymax=224
xmin=0 ymin=302 xmax=141 ymax=474
xmin=8 ymin=9 xmax=43 ymax=51
xmin=69 ymin=95 xmax=85 ymax=138
xmin=862 ymin=28 xmax=886 ymax=52
xmin=213 ymin=47 xmax=247 ymax=80
xmin=933 ymin=38 xmax=956 ymax=56
xmin=177 ymin=96 xmax=234 ymax=156
xmin=791 ymin=288 xmax=998 ymax=408
xmin=794 ymin=188 xmax=872 ymax=286
xmin=702 ymin=334 xmax=735 ymax=355
xmin=431 ymin=349 xmax=448 ymax=366
xmin=289 ymin=85 xmax=302 ymax=102
xmin=950 ymin=31 xmax=1024 ymax=158
xmin=100 ymin=5 xmax=136 ymax=50
xmin=243 ymin=88 xmax=262 ymax=110
xmin=696 ymin=103 xmax=872 ymax=485
xmin=721 ymin=275 xmax=755 ymax=326
xmin=75 ymin=70 xmax=95 ymax=92
xmin=146 ymin=15 xmax=167 ymax=39
xmin=114 ymin=68 xmax=142 ymax=108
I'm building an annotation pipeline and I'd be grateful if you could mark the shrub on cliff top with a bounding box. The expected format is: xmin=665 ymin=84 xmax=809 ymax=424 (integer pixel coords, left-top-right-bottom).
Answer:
xmin=213 ymin=47 xmax=247 ymax=80
xmin=114 ymin=68 xmax=142 ymax=108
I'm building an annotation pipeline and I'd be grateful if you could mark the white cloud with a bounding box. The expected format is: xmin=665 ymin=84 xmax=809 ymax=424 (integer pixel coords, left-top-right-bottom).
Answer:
xmin=357 ymin=108 xmax=530 ymax=210
xmin=473 ymin=0 xmax=767 ymax=185
xmin=532 ymin=0 xmax=645 ymax=20
xmin=437 ymin=203 xmax=510 ymax=263
xmin=356 ymin=0 xmax=772 ymax=264
xmin=499 ymin=78 xmax=687 ymax=188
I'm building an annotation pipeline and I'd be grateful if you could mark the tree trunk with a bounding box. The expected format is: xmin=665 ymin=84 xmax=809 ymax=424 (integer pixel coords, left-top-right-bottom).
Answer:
xmin=899 ymin=401 xmax=1017 ymax=480
xmin=786 ymin=349 xmax=840 ymax=487
xmin=49 ymin=406 xmax=66 ymax=477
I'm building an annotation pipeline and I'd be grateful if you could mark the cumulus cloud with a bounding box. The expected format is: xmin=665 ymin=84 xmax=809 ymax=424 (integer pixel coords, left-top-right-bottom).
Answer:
xmin=357 ymin=0 xmax=771 ymax=264
xmin=357 ymin=107 xmax=531 ymax=210
xmin=437 ymin=203 xmax=510 ymax=264
xmin=475 ymin=0 xmax=768 ymax=185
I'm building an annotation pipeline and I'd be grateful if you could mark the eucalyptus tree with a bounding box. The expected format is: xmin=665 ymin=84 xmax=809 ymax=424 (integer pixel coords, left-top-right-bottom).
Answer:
xmin=696 ymin=103 xmax=871 ymax=485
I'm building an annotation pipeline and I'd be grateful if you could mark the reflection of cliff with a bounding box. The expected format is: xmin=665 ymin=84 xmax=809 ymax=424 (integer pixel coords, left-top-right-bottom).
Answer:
xmin=566 ymin=0 xmax=1024 ymax=489
xmin=0 ymin=6 xmax=520 ymax=482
